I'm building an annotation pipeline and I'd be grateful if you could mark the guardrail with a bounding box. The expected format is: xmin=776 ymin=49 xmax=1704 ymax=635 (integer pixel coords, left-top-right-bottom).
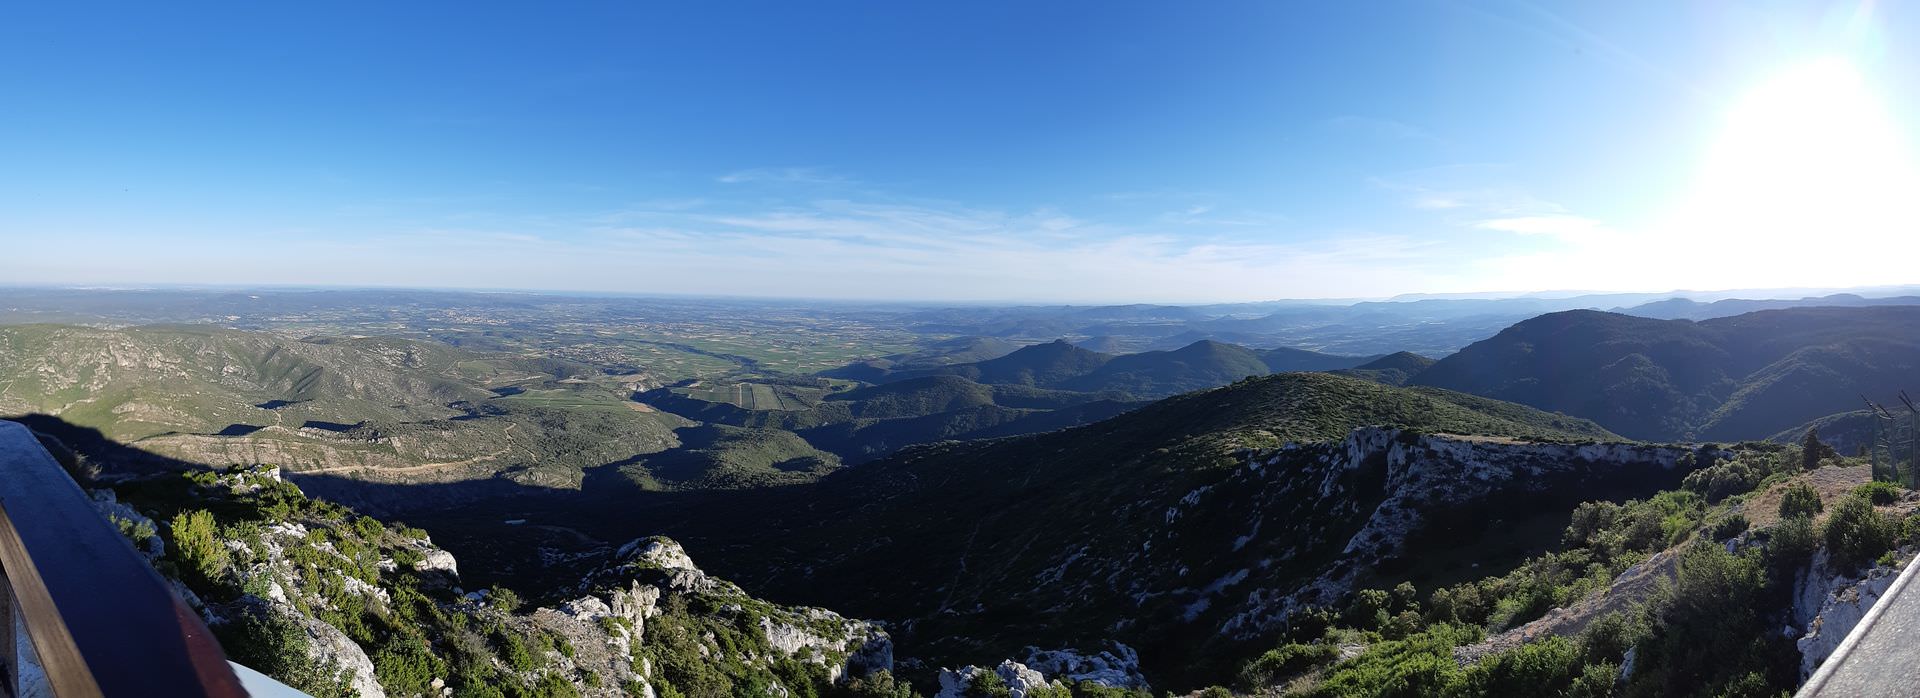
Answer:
xmin=0 ymin=420 xmax=255 ymax=698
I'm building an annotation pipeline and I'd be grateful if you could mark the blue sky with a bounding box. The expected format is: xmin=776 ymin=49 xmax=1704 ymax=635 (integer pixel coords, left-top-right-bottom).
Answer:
xmin=3 ymin=1 xmax=1916 ymax=302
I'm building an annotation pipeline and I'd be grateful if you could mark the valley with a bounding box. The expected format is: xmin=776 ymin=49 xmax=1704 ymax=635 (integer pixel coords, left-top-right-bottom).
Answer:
xmin=5 ymin=287 xmax=1920 ymax=697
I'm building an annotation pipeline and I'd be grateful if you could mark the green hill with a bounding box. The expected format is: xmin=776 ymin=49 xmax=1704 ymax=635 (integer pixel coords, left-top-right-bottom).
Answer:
xmin=0 ymin=324 xmax=683 ymax=507
xmin=1059 ymin=340 xmax=1271 ymax=396
xmin=669 ymin=372 xmax=1622 ymax=684
xmin=819 ymin=336 xmax=1021 ymax=381
xmin=826 ymin=375 xmax=999 ymax=418
xmin=905 ymin=339 xmax=1114 ymax=386
xmin=1257 ymin=345 xmax=1380 ymax=372
xmin=883 ymin=338 xmax=1369 ymax=400
xmin=1333 ymin=350 xmax=1436 ymax=386
xmin=617 ymin=424 xmax=842 ymax=490
xmin=1412 ymin=306 xmax=1920 ymax=441
xmin=640 ymin=372 xmax=1143 ymax=464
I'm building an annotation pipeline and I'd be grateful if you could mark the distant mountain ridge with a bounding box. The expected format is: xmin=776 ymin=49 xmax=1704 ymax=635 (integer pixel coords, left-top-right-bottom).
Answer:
xmin=1616 ymin=293 xmax=1920 ymax=321
xmin=1413 ymin=305 xmax=1920 ymax=441
xmin=868 ymin=338 xmax=1376 ymax=399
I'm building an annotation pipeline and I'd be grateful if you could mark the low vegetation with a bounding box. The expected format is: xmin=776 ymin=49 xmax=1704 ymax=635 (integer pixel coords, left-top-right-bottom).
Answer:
xmin=1222 ymin=445 xmax=1915 ymax=697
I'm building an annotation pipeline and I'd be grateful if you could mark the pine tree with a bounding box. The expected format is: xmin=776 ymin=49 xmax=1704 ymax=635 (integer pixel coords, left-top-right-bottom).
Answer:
xmin=1802 ymin=427 xmax=1832 ymax=471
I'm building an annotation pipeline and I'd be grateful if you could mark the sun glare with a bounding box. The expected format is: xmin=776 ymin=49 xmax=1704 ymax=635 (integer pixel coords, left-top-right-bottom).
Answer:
xmin=1659 ymin=57 xmax=1920 ymax=287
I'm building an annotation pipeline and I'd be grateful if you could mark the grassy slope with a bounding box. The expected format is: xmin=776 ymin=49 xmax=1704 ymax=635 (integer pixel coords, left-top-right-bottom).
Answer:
xmin=0 ymin=324 xmax=682 ymax=495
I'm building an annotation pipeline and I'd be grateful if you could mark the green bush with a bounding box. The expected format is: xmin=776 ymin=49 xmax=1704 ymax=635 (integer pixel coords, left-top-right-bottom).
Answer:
xmin=1825 ymin=494 xmax=1898 ymax=572
xmin=1683 ymin=457 xmax=1779 ymax=503
xmin=1778 ymin=483 xmax=1824 ymax=519
xmin=1296 ymin=624 xmax=1479 ymax=697
xmin=1765 ymin=516 xmax=1818 ymax=579
xmin=844 ymin=670 xmax=917 ymax=698
xmin=489 ymin=585 xmax=523 ymax=612
xmin=372 ymin=633 xmax=447 ymax=697
xmin=1240 ymin=642 xmax=1341 ymax=688
xmin=967 ymin=671 xmax=1012 ymax=698
xmin=1455 ymin=636 xmax=1583 ymax=696
xmin=214 ymin=606 xmax=352 ymax=697
xmin=1711 ymin=513 xmax=1750 ymax=541
xmin=171 ymin=509 xmax=230 ymax=589
xmin=1575 ymin=611 xmax=1643 ymax=664
xmin=1628 ymin=543 xmax=1795 ymax=696
xmin=1854 ymin=481 xmax=1902 ymax=506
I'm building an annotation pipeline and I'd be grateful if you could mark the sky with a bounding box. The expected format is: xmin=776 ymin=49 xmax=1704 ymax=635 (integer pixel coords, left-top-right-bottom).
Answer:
xmin=2 ymin=1 xmax=1917 ymax=303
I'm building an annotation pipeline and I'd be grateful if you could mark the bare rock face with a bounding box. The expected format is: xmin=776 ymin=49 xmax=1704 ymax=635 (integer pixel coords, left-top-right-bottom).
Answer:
xmin=1795 ymin=549 xmax=1909 ymax=680
xmin=295 ymin=609 xmax=388 ymax=698
xmin=1023 ymin=643 xmax=1149 ymax=689
xmin=403 ymin=537 xmax=461 ymax=589
xmin=1158 ymin=428 xmax=1708 ymax=641
xmin=935 ymin=660 xmax=1067 ymax=698
xmin=581 ymin=535 xmax=895 ymax=689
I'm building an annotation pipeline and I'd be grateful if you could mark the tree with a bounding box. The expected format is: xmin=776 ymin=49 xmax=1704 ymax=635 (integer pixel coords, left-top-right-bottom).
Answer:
xmin=1803 ymin=428 xmax=1834 ymax=470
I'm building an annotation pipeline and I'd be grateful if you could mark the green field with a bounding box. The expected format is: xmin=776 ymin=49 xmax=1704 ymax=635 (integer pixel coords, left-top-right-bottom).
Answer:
xmin=670 ymin=381 xmax=826 ymax=411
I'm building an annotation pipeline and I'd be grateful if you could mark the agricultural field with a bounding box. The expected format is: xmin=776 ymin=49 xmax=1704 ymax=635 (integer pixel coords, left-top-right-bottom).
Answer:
xmin=667 ymin=380 xmax=830 ymax=411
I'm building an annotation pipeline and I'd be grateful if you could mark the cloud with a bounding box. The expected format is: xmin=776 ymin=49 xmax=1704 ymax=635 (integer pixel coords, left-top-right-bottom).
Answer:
xmin=715 ymin=167 xmax=851 ymax=186
xmin=242 ymin=194 xmax=1449 ymax=303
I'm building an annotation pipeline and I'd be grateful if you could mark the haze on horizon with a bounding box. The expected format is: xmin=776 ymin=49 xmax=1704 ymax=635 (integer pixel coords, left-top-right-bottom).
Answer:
xmin=4 ymin=1 xmax=1918 ymax=304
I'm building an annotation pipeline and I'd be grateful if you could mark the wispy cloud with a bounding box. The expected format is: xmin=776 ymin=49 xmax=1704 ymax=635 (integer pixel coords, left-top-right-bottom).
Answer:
xmin=278 ymin=193 xmax=1455 ymax=302
xmin=715 ymin=167 xmax=852 ymax=186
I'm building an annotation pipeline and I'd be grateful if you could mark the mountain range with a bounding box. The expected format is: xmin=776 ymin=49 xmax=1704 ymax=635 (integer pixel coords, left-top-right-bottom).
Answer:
xmin=1412 ymin=306 xmax=1920 ymax=441
xmin=7 ymin=289 xmax=1920 ymax=696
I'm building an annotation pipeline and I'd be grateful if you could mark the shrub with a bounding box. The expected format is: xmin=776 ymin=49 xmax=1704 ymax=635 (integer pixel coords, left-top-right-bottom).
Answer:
xmin=372 ymin=633 xmax=447 ymax=697
xmin=967 ymin=671 xmax=1011 ymax=698
xmin=1576 ymin=611 xmax=1643 ymax=663
xmin=1629 ymin=543 xmax=1792 ymax=696
xmin=1240 ymin=642 xmax=1341 ymax=689
xmin=844 ymin=670 xmax=916 ymax=698
xmin=1766 ymin=516 xmax=1818 ymax=579
xmin=171 ymin=509 xmax=229 ymax=589
xmin=214 ymin=606 xmax=352 ymax=697
xmin=489 ymin=585 xmax=523 ymax=612
xmin=1455 ymin=636 xmax=1583 ymax=696
xmin=1825 ymin=494 xmax=1898 ymax=572
xmin=1854 ymin=481 xmax=1902 ymax=506
xmin=1712 ymin=513 xmax=1750 ymax=541
xmin=1778 ymin=483 xmax=1823 ymax=519
xmin=1684 ymin=457 xmax=1777 ymax=502
xmin=1297 ymin=624 xmax=1479 ymax=697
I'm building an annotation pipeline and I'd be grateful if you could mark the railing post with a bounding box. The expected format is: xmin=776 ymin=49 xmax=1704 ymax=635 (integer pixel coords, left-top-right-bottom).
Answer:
xmin=8 ymin=594 xmax=51 ymax=698
xmin=1 ymin=573 xmax=11 ymax=698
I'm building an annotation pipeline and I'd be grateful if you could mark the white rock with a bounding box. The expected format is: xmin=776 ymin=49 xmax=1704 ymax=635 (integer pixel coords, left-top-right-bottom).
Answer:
xmin=1023 ymin=643 xmax=1150 ymax=689
xmin=934 ymin=660 xmax=1067 ymax=698
xmin=1795 ymin=556 xmax=1904 ymax=680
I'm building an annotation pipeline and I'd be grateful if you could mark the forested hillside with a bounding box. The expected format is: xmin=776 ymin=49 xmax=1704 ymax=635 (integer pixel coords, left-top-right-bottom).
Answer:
xmin=1413 ymin=306 xmax=1920 ymax=441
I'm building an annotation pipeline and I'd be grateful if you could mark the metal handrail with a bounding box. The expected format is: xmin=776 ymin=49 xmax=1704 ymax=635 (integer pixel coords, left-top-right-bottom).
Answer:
xmin=0 ymin=420 xmax=249 ymax=698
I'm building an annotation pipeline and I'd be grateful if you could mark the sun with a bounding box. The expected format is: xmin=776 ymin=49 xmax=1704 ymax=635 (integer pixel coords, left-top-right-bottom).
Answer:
xmin=1656 ymin=57 xmax=1920 ymax=288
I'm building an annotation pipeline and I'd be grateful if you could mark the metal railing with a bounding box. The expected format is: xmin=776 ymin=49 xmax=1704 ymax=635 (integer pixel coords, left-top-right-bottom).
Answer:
xmin=0 ymin=420 xmax=258 ymax=698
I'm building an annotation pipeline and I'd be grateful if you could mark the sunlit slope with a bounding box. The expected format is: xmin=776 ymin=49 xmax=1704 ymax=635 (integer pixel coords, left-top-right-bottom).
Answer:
xmin=0 ymin=324 xmax=681 ymax=493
